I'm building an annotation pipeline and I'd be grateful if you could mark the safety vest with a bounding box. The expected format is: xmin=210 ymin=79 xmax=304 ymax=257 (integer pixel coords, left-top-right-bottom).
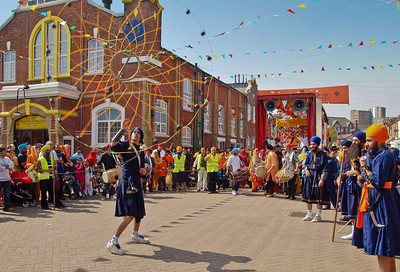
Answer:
xmin=195 ymin=155 xmax=207 ymax=170
xmin=207 ymin=155 xmax=219 ymax=172
xmin=38 ymin=156 xmax=54 ymax=181
xmin=173 ymin=154 xmax=186 ymax=173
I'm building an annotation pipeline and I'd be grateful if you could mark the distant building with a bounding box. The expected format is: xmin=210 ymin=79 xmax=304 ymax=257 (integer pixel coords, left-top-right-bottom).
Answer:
xmin=371 ymin=106 xmax=386 ymax=124
xmin=351 ymin=110 xmax=372 ymax=131
xmin=329 ymin=117 xmax=355 ymax=136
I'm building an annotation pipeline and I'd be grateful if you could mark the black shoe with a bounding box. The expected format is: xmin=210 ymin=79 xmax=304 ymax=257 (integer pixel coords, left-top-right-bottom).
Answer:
xmin=285 ymin=195 xmax=290 ymax=199
xmin=289 ymin=196 xmax=296 ymax=200
xmin=42 ymin=206 xmax=51 ymax=210
xmin=56 ymin=204 xmax=66 ymax=208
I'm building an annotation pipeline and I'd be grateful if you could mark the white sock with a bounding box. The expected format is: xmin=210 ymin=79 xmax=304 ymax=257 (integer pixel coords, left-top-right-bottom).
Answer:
xmin=307 ymin=210 xmax=312 ymax=216
xmin=112 ymin=235 xmax=119 ymax=244
xmin=133 ymin=231 xmax=139 ymax=237
xmin=316 ymin=209 xmax=322 ymax=217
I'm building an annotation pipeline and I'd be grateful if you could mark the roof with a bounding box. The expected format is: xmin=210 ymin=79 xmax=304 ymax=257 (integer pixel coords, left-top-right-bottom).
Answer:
xmin=329 ymin=117 xmax=354 ymax=127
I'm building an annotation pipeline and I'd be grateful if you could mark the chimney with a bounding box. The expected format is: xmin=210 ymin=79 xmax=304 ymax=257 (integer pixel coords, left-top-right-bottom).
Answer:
xmin=102 ymin=0 xmax=112 ymax=9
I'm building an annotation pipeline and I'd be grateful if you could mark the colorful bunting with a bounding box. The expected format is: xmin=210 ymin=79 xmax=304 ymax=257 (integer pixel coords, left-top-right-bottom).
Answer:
xmin=298 ymin=4 xmax=307 ymax=8
xmin=40 ymin=12 xmax=47 ymax=17
xmin=287 ymin=9 xmax=295 ymax=14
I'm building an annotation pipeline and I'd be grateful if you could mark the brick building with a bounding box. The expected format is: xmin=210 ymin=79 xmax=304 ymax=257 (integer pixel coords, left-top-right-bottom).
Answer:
xmin=0 ymin=0 xmax=256 ymax=153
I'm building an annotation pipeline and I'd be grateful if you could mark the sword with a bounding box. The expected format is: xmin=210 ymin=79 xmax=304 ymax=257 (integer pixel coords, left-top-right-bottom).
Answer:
xmin=366 ymin=198 xmax=385 ymax=228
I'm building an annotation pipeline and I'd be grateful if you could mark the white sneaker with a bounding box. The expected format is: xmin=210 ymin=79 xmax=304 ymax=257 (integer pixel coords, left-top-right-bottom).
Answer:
xmin=232 ymin=191 xmax=237 ymax=195
xmin=100 ymin=196 xmax=106 ymax=201
xmin=303 ymin=214 xmax=313 ymax=221
xmin=236 ymin=191 xmax=242 ymax=195
xmin=311 ymin=215 xmax=322 ymax=223
xmin=131 ymin=234 xmax=150 ymax=244
xmin=107 ymin=240 xmax=125 ymax=255
xmin=341 ymin=233 xmax=353 ymax=240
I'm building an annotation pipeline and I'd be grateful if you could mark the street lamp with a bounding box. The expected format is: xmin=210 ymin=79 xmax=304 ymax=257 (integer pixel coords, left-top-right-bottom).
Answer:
xmin=13 ymin=84 xmax=29 ymax=117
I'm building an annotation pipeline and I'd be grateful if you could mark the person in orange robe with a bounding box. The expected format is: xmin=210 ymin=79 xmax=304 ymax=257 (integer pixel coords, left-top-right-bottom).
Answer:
xmin=26 ymin=145 xmax=41 ymax=201
xmin=249 ymin=149 xmax=263 ymax=192
xmin=264 ymin=144 xmax=279 ymax=197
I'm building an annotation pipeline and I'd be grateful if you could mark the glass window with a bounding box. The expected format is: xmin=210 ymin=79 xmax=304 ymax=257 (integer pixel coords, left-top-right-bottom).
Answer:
xmin=88 ymin=40 xmax=104 ymax=73
xmin=182 ymin=127 xmax=192 ymax=146
xmin=247 ymin=104 xmax=251 ymax=122
xmin=204 ymin=103 xmax=210 ymax=132
xmin=218 ymin=105 xmax=224 ymax=134
xmin=183 ymin=79 xmax=192 ymax=110
xmin=253 ymin=106 xmax=256 ymax=123
xmin=33 ymin=31 xmax=42 ymax=78
xmin=3 ymin=51 xmax=16 ymax=81
xmin=155 ymin=99 xmax=168 ymax=134
xmin=231 ymin=110 xmax=236 ymax=137
xmin=59 ymin=25 xmax=68 ymax=75
xmin=96 ymin=108 xmax=122 ymax=144
xmin=240 ymin=113 xmax=244 ymax=138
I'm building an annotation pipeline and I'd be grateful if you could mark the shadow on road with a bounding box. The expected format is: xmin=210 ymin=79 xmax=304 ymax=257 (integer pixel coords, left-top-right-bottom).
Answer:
xmin=132 ymin=243 xmax=255 ymax=272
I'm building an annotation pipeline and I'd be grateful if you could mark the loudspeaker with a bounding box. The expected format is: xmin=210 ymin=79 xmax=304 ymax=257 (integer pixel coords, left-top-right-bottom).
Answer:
xmin=293 ymin=99 xmax=306 ymax=111
xmin=264 ymin=99 xmax=276 ymax=112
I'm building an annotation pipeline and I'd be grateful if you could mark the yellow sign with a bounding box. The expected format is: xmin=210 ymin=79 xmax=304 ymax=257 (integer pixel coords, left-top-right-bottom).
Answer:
xmin=16 ymin=116 xmax=47 ymax=130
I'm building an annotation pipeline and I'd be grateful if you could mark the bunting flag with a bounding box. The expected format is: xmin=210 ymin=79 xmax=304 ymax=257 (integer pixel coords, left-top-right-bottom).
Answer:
xmin=238 ymin=21 xmax=244 ymax=29
xmin=287 ymin=9 xmax=295 ymax=14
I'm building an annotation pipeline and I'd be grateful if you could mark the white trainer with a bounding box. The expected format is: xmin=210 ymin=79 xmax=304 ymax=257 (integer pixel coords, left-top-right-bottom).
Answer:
xmin=106 ymin=240 xmax=125 ymax=255
xmin=131 ymin=234 xmax=150 ymax=244
xmin=232 ymin=191 xmax=237 ymax=195
xmin=236 ymin=191 xmax=242 ymax=195
xmin=341 ymin=233 xmax=353 ymax=240
xmin=303 ymin=214 xmax=313 ymax=221
xmin=311 ymin=215 xmax=322 ymax=223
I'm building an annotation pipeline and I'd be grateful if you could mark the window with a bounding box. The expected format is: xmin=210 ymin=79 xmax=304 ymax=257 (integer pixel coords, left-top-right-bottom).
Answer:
xmin=182 ymin=127 xmax=192 ymax=146
xmin=240 ymin=113 xmax=245 ymax=138
xmin=155 ymin=99 xmax=168 ymax=135
xmin=253 ymin=106 xmax=256 ymax=123
xmin=91 ymin=103 xmax=125 ymax=147
xmin=247 ymin=136 xmax=251 ymax=148
xmin=3 ymin=51 xmax=16 ymax=81
xmin=231 ymin=110 xmax=236 ymax=137
xmin=29 ymin=14 xmax=71 ymax=82
xmin=247 ymin=104 xmax=251 ymax=122
xmin=88 ymin=40 xmax=104 ymax=73
xmin=183 ymin=79 xmax=192 ymax=110
xmin=204 ymin=103 xmax=211 ymax=132
xmin=218 ymin=105 xmax=225 ymax=135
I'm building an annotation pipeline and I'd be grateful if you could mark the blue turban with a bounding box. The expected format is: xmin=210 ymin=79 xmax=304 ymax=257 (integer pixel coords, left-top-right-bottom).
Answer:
xmin=232 ymin=148 xmax=240 ymax=154
xmin=353 ymin=131 xmax=366 ymax=143
xmin=18 ymin=143 xmax=28 ymax=152
xmin=341 ymin=140 xmax=352 ymax=148
xmin=310 ymin=136 xmax=321 ymax=146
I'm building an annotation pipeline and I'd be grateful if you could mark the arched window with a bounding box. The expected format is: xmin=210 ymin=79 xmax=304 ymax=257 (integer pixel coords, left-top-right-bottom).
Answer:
xmin=218 ymin=105 xmax=224 ymax=135
xmin=231 ymin=110 xmax=236 ymax=137
xmin=29 ymin=13 xmax=71 ymax=82
xmin=204 ymin=103 xmax=211 ymax=132
xmin=182 ymin=79 xmax=193 ymax=111
xmin=88 ymin=40 xmax=104 ymax=73
xmin=155 ymin=99 xmax=168 ymax=135
xmin=91 ymin=102 xmax=125 ymax=147
xmin=3 ymin=51 xmax=16 ymax=81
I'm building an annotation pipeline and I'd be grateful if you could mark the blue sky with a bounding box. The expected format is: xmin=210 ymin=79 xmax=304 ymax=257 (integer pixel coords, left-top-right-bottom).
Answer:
xmin=1 ymin=0 xmax=400 ymax=119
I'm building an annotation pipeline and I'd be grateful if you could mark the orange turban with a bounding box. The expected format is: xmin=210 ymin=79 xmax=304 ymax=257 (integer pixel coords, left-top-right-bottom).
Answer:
xmin=201 ymin=147 xmax=206 ymax=152
xmin=177 ymin=146 xmax=183 ymax=152
xmin=210 ymin=147 xmax=216 ymax=151
xmin=366 ymin=124 xmax=389 ymax=143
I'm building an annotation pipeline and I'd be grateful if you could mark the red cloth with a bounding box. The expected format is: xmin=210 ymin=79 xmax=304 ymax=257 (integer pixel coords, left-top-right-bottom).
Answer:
xmin=85 ymin=151 xmax=97 ymax=167
xmin=239 ymin=150 xmax=248 ymax=166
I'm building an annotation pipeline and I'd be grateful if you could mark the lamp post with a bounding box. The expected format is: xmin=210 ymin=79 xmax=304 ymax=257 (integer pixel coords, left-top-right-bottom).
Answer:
xmin=13 ymin=85 xmax=29 ymax=117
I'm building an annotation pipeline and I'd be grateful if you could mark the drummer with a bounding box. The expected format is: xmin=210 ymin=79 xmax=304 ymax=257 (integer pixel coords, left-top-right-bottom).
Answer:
xmin=249 ymin=149 xmax=263 ymax=192
xmin=227 ymin=148 xmax=243 ymax=196
xmin=98 ymin=144 xmax=118 ymax=201
xmin=107 ymin=119 xmax=150 ymax=255
xmin=283 ymin=143 xmax=299 ymax=200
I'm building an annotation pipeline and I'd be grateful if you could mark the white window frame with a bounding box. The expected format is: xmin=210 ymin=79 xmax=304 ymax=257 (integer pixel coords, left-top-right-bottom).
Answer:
xmin=218 ymin=105 xmax=225 ymax=135
xmin=182 ymin=126 xmax=192 ymax=147
xmin=3 ymin=51 xmax=16 ymax=82
xmin=240 ymin=113 xmax=245 ymax=139
xmin=204 ymin=103 xmax=211 ymax=133
xmin=247 ymin=104 xmax=252 ymax=122
xmin=87 ymin=39 xmax=104 ymax=74
xmin=182 ymin=79 xmax=193 ymax=111
xmin=231 ymin=110 xmax=236 ymax=137
xmin=58 ymin=25 xmax=68 ymax=75
xmin=91 ymin=102 xmax=125 ymax=147
xmin=155 ymin=99 xmax=168 ymax=137
xmin=247 ymin=136 xmax=251 ymax=148
xmin=63 ymin=135 xmax=74 ymax=154
xmin=33 ymin=31 xmax=42 ymax=78
xmin=253 ymin=106 xmax=256 ymax=123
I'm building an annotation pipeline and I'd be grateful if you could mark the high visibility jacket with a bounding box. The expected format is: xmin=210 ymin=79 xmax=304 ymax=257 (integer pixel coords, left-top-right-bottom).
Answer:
xmin=173 ymin=154 xmax=186 ymax=173
xmin=38 ymin=156 xmax=54 ymax=181
xmin=206 ymin=155 xmax=219 ymax=172
xmin=194 ymin=154 xmax=207 ymax=170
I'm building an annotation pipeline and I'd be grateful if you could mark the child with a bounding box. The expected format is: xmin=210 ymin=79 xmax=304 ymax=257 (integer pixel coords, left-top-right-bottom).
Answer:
xmin=166 ymin=164 xmax=173 ymax=192
xmin=64 ymin=171 xmax=82 ymax=199
xmin=84 ymin=159 xmax=94 ymax=196
xmin=157 ymin=156 xmax=168 ymax=192
xmin=75 ymin=157 xmax=85 ymax=194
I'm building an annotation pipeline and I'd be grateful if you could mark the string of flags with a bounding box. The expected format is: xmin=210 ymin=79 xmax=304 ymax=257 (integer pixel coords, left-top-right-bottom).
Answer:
xmin=232 ymin=63 xmax=400 ymax=80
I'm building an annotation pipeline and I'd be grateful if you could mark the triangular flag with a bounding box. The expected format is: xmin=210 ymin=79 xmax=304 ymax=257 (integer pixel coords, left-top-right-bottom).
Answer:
xmin=198 ymin=55 xmax=203 ymax=59
xmin=238 ymin=21 xmax=244 ymax=29
xmin=214 ymin=55 xmax=217 ymax=59
xmin=30 ymin=5 xmax=38 ymax=11
xmin=348 ymin=42 xmax=353 ymax=47
xmin=257 ymin=75 xmax=261 ymax=78
xmin=264 ymin=74 xmax=268 ymax=78
xmin=18 ymin=0 xmax=25 ymax=5
xmin=301 ymin=70 xmax=304 ymax=73
xmin=278 ymin=73 xmax=282 ymax=76
xmin=70 ymin=26 xmax=76 ymax=30
xmin=298 ymin=4 xmax=307 ymax=8
xmin=370 ymin=39 xmax=375 ymax=45
xmin=317 ymin=45 xmax=322 ymax=49
xmin=251 ymin=75 xmax=254 ymax=78
xmin=287 ymin=9 xmax=295 ymax=14
xmin=77 ymin=30 xmax=84 ymax=34
xmin=273 ymin=14 xmax=279 ymax=17
xmin=40 ymin=12 xmax=47 ymax=17
xmin=380 ymin=65 xmax=384 ymax=68
xmin=222 ymin=54 xmax=225 ymax=59
xmin=229 ymin=54 xmax=233 ymax=58
xmin=282 ymin=100 xmax=287 ymax=108
xmin=359 ymin=41 xmax=364 ymax=46
xmin=363 ymin=67 xmax=367 ymax=70
xmin=60 ymin=21 xmax=67 ymax=25
xmin=393 ymin=41 xmax=399 ymax=44
xmin=338 ymin=68 xmax=342 ymax=70
xmin=328 ymin=44 xmax=332 ymax=48
xmin=133 ymin=8 xmax=138 ymax=17
xmin=84 ymin=34 xmax=91 ymax=38
xmin=346 ymin=68 xmax=351 ymax=70
xmin=218 ymin=77 xmax=220 ymax=80
xmin=293 ymin=71 xmax=297 ymax=73
xmin=321 ymin=67 xmax=325 ymax=71
xmin=381 ymin=40 xmax=387 ymax=44
xmin=389 ymin=64 xmax=394 ymax=67
xmin=371 ymin=66 xmax=375 ymax=70
xmin=98 ymin=84 xmax=106 ymax=93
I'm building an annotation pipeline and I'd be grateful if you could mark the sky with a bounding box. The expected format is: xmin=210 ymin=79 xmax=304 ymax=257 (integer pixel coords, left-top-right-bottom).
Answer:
xmin=1 ymin=0 xmax=400 ymax=119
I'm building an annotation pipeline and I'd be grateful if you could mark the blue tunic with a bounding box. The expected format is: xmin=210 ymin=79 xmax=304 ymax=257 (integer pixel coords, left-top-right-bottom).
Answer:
xmin=341 ymin=159 xmax=362 ymax=219
xmin=325 ymin=157 xmax=338 ymax=192
xmin=111 ymin=141 xmax=146 ymax=222
xmin=302 ymin=150 xmax=330 ymax=205
xmin=352 ymin=148 xmax=400 ymax=257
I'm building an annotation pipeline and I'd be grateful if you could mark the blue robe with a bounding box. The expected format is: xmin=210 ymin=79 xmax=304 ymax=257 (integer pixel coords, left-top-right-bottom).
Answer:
xmin=341 ymin=159 xmax=362 ymax=219
xmin=111 ymin=141 xmax=146 ymax=222
xmin=302 ymin=150 xmax=330 ymax=205
xmin=352 ymin=148 xmax=400 ymax=257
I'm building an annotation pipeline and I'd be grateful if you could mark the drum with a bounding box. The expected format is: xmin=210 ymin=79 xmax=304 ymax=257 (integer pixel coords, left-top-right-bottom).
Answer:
xmin=255 ymin=165 xmax=266 ymax=179
xmin=230 ymin=167 xmax=250 ymax=182
xmin=276 ymin=167 xmax=294 ymax=183
xmin=102 ymin=167 xmax=122 ymax=184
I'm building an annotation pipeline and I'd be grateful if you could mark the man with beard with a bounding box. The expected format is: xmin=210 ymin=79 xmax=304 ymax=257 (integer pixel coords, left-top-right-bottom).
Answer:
xmin=341 ymin=131 xmax=366 ymax=240
xmin=283 ymin=143 xmax=299 ymax=200
xmin=193 ymin=148 xmax=208 ymax=192
xmin=205 ymin=147 xmax=219 ymax=194
xmin=172 ymin=146 xmax=186 ymax=192
xmin=302 ymin=136 xmax=329 ymax=222
xmin=17 ymin=143 xmax=28 ymax=171
xmin=339 ymin=140 xmax=352 ymax=221
xmin=352 ymin=124 xmax=400 ymax=272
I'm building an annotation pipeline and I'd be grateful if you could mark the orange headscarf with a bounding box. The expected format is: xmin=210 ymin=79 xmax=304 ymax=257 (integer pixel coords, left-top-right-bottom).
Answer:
xmin=366 ymin=124 xmax=389 ymax=143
